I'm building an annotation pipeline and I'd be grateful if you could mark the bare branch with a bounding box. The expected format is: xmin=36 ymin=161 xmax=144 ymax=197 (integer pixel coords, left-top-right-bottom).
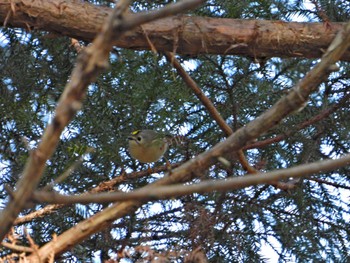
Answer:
xmin=43 ymin=149 xmax=93 ymax=191
xmin=120 ymin=0 xmax=205 ymax=33
xmin=308 ymin=177 xmax=350 ymax=190
xmin=164 ymin=52 xmax=232 ymax=136
xmin=164 ymin=52 xmax=256 ymax=173
xmin=14 ymin=204 xmax=65 ymax=226
xmin=1 ymin=242 xmax=33 ymax=253
xmin=32 ymin=154 xmax=350 ymax=204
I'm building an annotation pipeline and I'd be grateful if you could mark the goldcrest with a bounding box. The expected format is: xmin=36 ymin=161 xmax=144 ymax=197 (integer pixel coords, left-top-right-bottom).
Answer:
xmin=127 ymin=130 xmax=168 ymax=163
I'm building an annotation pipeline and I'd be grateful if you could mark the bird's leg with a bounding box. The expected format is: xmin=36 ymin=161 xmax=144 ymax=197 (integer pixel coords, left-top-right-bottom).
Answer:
xmin=164 ymin=157 xmax=172 ymax=174
xmin=147 ymin=164 xmax=153 ymax=174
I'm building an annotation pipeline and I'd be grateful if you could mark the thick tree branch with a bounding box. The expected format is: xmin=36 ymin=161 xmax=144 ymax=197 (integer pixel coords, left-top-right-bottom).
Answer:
xmin=32 ymin=154 xmax=350 ymax=204
xmin=0 ymin=0 xmax=349 ymax=61
xmin=27 ymin=20 xmax=350 ymax=261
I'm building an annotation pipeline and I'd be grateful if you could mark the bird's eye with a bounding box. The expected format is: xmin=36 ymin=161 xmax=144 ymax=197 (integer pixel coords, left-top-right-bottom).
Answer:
xmin=137 ymin=136 xmax=142 ymax=141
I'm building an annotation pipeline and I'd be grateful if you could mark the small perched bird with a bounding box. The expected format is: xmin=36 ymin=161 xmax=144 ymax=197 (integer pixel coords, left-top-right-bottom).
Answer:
xmin=127 ymin=130 xmax=169 ymax=163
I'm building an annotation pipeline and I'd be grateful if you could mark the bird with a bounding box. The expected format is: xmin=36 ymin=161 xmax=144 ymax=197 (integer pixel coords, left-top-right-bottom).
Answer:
xmin=127 ymin=130 xmax=169 ymax=163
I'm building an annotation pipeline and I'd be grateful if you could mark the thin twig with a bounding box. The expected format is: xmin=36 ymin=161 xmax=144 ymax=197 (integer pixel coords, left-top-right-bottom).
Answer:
xmin=164 ymin=52 xmax=232 ymax=135
xmin=70 ymin=38 xmax=84 ymax=53
xmin=24 ymin=228 xmax=41 ymax=262
xmin=14 ymin=204 xmax=65 ymax=226
xmin=43 ymin=148 xmax=93 ymax=191
xmin=244 ymin=92 xmax=350 ymax=150
xmin=1 ymin=242 xmax=33 ymax=253
xmin=308 ymin=177 xmax=350 ymax=190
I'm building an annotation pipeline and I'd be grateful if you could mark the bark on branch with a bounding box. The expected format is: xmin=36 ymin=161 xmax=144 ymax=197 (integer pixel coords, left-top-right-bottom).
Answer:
xmin=0 ymin=0 xmax=349 ymax=61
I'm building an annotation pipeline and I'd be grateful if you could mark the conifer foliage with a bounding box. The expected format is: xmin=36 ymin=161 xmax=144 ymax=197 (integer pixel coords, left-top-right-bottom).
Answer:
xmin=0 ymin=0 xmax=350 ymax=261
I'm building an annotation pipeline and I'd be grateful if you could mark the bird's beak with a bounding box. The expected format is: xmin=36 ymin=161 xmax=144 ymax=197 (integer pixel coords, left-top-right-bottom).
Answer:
xmin=128 ymin=136 xmax=139 ymax=144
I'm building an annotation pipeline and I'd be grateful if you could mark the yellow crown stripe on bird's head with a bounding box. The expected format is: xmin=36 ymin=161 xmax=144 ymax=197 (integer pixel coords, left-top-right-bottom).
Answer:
xmin=131 ymin=130 xmax=141 ymax=135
